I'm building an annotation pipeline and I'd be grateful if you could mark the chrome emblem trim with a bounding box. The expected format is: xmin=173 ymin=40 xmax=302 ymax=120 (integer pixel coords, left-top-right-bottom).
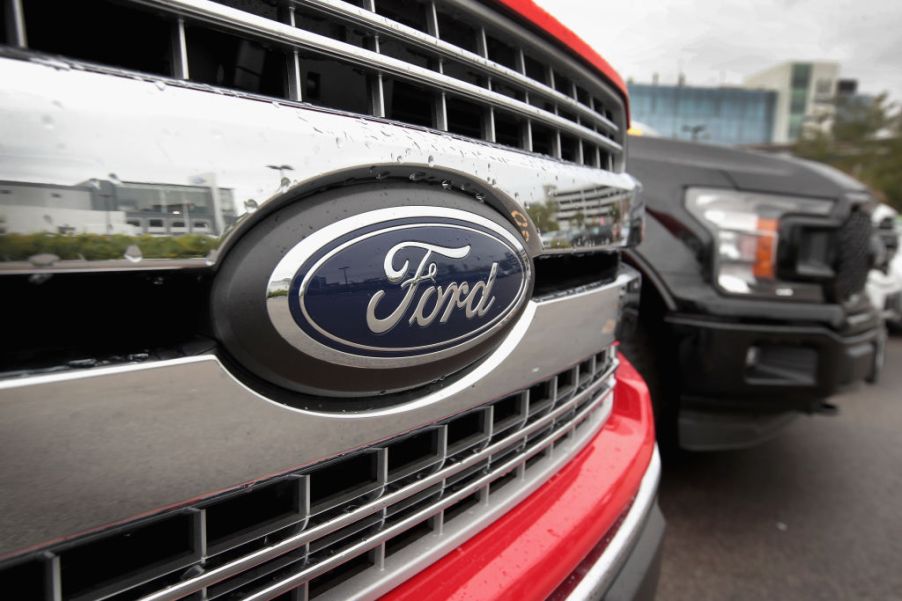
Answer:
xmin=266 ymin=206 xmax=531 ymax=369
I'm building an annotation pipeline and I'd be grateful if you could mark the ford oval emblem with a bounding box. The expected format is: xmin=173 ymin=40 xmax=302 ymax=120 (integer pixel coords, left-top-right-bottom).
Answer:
xmin=266 ymin=206 xmax=531 ymax=368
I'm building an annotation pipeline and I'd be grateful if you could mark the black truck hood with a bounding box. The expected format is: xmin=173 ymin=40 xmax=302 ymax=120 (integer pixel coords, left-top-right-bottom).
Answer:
xmin=627 ymin=134 xmax=868 ymax=200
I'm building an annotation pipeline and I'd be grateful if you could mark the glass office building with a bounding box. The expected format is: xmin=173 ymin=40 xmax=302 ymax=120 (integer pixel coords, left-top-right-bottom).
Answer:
xmin=628 ymin=83 xmax=777 ymax=145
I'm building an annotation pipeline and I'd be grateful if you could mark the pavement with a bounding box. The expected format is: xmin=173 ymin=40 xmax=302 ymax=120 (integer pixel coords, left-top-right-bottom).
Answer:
xmin=657 ymin=336 xmax=902 ymax=601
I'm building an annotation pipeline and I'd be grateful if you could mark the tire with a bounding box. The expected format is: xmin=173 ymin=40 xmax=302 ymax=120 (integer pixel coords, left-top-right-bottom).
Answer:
xmin=619 ymin=316 xmax=681 ymax=457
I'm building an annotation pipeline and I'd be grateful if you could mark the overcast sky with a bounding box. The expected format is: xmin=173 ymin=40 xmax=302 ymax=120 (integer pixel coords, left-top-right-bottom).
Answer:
xmin=535 ymin=0 xmax=902 ymax=103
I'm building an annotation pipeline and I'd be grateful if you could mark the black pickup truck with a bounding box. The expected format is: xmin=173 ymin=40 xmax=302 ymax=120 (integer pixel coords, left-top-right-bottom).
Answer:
xmin=622 ymin=134 xmax=884 ymax=452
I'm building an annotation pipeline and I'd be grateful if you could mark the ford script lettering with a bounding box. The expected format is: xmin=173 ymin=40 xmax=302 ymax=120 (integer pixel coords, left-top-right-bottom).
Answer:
xmin=266 ymin=207 xmax=531 ymax=365
xmin=366 ymin=242 xmax=497 ymax=333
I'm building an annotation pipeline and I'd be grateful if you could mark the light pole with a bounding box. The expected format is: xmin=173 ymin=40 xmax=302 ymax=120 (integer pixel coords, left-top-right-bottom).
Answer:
xmin=266 ymin=164 xmax=294 ymax=189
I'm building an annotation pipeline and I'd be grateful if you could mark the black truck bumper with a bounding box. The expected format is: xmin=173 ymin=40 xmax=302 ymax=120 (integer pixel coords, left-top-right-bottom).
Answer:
xmin=665 ymin=313 xmax=885 ymax=450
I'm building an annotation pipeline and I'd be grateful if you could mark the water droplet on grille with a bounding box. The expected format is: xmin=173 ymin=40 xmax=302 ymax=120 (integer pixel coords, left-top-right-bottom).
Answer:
xmin=28 ymin=253 xmax=59 ymax=267
xmin=123 ymin=245 xmax=143 ymax=263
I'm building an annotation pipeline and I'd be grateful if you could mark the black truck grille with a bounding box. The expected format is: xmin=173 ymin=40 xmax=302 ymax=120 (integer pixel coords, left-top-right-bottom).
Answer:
xmin=0 ymin=349 xmax=617 ymax=601
xmin=830 ymin=209 xmax=872 ymax=301
xmin=2 ymin=0 xmax=626 ymax=170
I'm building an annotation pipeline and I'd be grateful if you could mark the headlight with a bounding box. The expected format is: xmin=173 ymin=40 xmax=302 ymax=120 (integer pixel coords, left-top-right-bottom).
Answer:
xmin=685 ymin=188 xmax=832 ymax=298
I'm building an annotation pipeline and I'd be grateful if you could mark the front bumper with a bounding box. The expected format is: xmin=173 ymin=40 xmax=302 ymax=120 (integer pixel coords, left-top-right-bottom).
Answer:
xmin=669 ymin=314 xmax=882 ymax=407
xmin=668 ymin=313 xmax=884 ymax=450
xmin=383 ymin=356 xmax=661 ymax=601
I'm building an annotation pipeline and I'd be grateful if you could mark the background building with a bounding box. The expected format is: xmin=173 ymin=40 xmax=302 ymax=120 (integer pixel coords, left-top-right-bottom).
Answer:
xmin=628 ymin=83 xmax=777 ymax=145
xmin=0 ymin=178 xmax=236 ymax=237
xmin=744 ymin=61 xmax=840 ymax=143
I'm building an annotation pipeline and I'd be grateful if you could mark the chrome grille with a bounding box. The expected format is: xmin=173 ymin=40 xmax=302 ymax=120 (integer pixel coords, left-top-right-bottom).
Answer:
xmin=0 ymin=348 xmax=617 ymax=601
xmin=2 ymin=0 xmax=625 ymax=169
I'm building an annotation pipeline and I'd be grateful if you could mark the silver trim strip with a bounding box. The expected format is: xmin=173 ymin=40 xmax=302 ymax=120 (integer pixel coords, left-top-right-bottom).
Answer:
xmin=131 ymin=0 xmax=622 ymax=153
xmin=0 ymin=355 xmax=212 ymax=391
xmin=291 ymin=0 xmax=619 ymax=134
xmin=8 ymin=0 xmax=27 ymax=47
xmin=565 ymin=446 xmax=661 ymax=601
xmin=140 ymin=367 xmax=616 ymax=601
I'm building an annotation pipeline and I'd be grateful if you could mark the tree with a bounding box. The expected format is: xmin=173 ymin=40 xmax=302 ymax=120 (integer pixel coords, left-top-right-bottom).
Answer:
xmin=794 ymin=93 xmax=902 ymax=209
xmin=525 ymin=200 xmax=560 ymax=234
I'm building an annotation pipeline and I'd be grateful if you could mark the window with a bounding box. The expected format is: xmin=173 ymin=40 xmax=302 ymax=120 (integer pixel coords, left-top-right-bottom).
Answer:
xmin=790 ymin=64 xmax=812 ymax=90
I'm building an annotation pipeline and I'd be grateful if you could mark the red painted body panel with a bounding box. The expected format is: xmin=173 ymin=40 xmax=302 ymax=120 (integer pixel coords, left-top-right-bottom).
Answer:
xmin=492 ymin=0 xmax=629 ymax=119
xmin=382 ymin=354 xmax=655 ymax=601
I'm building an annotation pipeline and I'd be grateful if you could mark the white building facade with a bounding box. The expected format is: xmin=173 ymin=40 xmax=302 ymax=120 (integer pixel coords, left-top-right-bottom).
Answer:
xmin=744 ymin=61 xmax=840 ymax=143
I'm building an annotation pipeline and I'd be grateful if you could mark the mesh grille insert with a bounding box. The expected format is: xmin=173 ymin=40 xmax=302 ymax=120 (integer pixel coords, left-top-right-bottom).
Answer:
xmin=0 ymin=348 xmax=617 ymax=600
xmin=830 ymin=209 xmax=872 ymax=301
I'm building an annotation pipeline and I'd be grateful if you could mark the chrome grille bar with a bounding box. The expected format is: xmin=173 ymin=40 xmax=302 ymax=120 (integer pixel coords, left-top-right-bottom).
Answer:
xmin=291 ymin=0 xmax=619 ymax=135
xmin=8 ymin=0 xmax=27 ymax=47
xmin=129 ymin=0 xmax=622 ymax=155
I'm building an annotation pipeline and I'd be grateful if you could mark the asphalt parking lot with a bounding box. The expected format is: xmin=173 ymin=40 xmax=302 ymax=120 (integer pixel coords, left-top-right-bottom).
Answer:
xmin=657 ymin=336 xmax=902 ymax=601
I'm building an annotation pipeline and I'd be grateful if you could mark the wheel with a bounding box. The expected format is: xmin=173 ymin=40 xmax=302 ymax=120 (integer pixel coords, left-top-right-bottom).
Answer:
xmin=619 ymin=312 xmax=681 ymax=457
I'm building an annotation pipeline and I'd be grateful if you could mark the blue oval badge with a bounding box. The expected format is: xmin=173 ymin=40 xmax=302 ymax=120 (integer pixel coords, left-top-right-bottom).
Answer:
xmin=267 ymin=207 xmax=530 ymax=366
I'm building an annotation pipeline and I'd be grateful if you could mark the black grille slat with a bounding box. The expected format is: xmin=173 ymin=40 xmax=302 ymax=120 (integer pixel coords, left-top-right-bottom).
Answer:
xmin=0 ymin=349 xmax=617 ymax=600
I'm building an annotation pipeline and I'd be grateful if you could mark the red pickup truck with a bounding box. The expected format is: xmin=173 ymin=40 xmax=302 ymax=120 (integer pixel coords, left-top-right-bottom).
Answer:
xmin=0 ymin=1 xmax=661 ymax=599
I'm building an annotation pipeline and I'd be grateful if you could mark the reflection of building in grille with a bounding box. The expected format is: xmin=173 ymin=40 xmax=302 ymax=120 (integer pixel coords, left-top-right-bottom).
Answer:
xmin=629 ymin=83 xmax=776 ymax=145
xmin=547 ymin=186 xmax=631 ymax=247
xmin=116 ymin=180 xmax=235 ymax=235
xmin=0 ymin=178 xmax=236 ymax=236
xmin=744 ymin=61 xmax=839 ymax=143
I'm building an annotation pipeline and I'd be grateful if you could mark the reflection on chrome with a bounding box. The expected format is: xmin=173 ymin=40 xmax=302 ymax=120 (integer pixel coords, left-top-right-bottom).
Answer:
xmin=0 ymin=177 xmax=236 ymax=264
xmin=526 ymin=185 xmax=635 ymax=249
xmin=0 ymin=56 xmax=639 ymax=273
